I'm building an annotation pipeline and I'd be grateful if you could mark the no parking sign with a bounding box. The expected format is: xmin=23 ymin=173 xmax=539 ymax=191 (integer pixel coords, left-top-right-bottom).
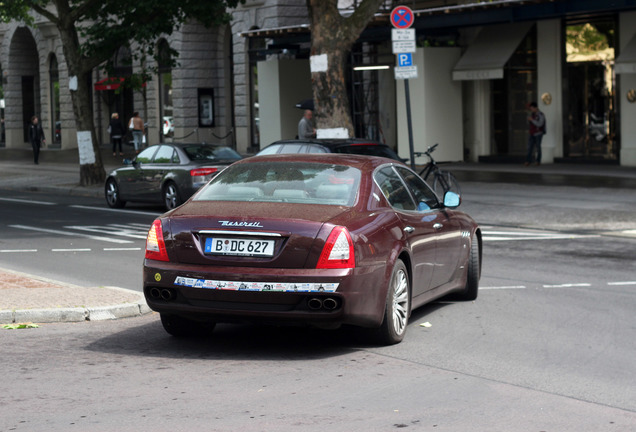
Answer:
xmin=390 ymin=5 xmax=414 ymax=29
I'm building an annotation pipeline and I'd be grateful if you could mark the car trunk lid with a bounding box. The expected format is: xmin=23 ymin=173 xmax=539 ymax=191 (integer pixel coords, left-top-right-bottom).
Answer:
xmin=167 ymin=201 xmax=347 ymax=268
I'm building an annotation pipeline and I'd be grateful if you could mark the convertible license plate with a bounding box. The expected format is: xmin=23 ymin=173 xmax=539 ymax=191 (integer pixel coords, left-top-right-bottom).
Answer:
xmin=204 ymin=237 xmax=275 ymax=257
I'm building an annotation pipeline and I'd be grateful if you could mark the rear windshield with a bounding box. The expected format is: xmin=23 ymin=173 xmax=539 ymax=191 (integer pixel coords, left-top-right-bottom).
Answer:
xmin=194 ymin=162 xmax=361 ymax=206
xmin=333 ymin=144 xmax=401 ymax=161
xmin=183 ymin=145 xmax=242 ymax=162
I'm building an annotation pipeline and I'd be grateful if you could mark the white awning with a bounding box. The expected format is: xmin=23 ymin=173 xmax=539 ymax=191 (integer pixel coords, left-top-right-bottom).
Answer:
xmin=453 ymin=22 xmax=533 ymax=81
xmin=616 ymin=34 xmax=636 ymax=74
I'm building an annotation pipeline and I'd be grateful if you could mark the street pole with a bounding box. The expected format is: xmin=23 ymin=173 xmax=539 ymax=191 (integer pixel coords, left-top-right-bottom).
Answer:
xmin=404 ymin=79 xmax=415 ymax=170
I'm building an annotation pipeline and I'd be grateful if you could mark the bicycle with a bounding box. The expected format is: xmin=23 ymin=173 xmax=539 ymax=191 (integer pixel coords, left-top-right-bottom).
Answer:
xmin=414 ymin=143 xmax=461 ymax=198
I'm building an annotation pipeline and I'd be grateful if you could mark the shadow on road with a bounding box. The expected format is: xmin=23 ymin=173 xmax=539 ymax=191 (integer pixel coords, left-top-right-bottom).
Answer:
xmin=85 ymin=301 xmax=453 ymax=360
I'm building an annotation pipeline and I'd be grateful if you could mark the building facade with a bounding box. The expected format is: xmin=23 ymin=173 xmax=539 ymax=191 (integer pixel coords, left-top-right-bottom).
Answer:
xmin=2 ymin=0 xmax=636 ymax=168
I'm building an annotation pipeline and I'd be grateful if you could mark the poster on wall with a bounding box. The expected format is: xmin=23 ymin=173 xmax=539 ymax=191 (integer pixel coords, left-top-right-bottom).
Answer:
xmin=77 ymin=131 xmax=96 ymax=165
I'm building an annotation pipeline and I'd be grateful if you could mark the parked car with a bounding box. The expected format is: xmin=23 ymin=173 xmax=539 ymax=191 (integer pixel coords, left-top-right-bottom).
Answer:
xmin=257 ymin=138 xmax=405 ymax=162
xmin=143 ymin=153 xmax=481 ymax=344
xmin=105 ymin=142 xmax=242 ymax=210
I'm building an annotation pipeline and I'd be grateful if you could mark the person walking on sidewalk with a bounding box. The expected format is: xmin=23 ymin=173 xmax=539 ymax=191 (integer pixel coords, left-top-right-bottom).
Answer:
xmin=128 ymin=112 xmax=145 ymax=153
xmin=526 ymin=102 xmax=546 ymax=166
xmin=28 ymin=115 xmax=46 ymax=165
xmin=109 ymin=112 xmax=125 ymax=156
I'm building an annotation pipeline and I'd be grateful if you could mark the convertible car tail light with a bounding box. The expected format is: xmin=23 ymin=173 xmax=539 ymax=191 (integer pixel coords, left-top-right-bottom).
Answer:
xmin=317 ymin=226 xmax=355 ymax=269
xmin=190 ymin=167 xmax=218 ymax=183
xmin=145 ymin=220 xmax=169 ymax=262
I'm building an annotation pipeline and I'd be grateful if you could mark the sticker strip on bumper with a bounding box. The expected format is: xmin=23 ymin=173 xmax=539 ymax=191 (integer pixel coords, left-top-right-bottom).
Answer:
xmin=174 ymin=276 xmax=339 ymax=293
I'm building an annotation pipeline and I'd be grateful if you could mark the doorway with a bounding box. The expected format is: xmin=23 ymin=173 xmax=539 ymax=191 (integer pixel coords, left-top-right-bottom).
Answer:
xmin=491 ymin=26 xmax=537 ymax=158
xmin=564 ymin=20 xmax=617 ymax=160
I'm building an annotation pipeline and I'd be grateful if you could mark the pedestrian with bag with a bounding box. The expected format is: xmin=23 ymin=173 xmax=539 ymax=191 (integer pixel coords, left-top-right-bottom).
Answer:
xmin=128 ymin=111 xmax=145 ymax=153
xmin=29 ymin=115 xmax=46 ymax=165
xmin=109 ymin=112 xmax=125 ymax=156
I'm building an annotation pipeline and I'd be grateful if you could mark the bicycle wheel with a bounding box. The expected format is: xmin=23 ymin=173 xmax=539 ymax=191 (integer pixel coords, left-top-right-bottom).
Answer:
xmin=433 ymin=170 xmax=461 ymax=198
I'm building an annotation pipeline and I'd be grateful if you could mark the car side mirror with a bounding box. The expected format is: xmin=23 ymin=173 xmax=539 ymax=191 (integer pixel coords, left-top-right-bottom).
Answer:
xmin=443 ymin=191 xmax=461 ymax=208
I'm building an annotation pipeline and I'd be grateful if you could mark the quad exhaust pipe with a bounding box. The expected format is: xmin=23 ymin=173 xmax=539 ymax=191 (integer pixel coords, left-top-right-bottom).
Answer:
xmin=149 ymin=287 xmax=176 ymax=301
xmin=307 ymin=297 xmax=340 ymax=311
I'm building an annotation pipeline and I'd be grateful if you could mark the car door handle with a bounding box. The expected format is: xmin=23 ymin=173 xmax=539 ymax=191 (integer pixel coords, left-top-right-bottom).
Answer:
xmin=433 ymin=223 xmax=443 ymax=230
xmin=404 ymin=226 xmax=414 ymax=233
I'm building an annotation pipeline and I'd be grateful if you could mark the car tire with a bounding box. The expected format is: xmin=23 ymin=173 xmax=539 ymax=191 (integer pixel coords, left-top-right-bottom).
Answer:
xmin=163 ymin=181 xmax=182 ymax=211
xmin=457 ymin=234 xmax=480 ymax=301
xmin=105 ymin=178 xmax=126 ymax=208
xmin=160 ymin=314 xmax=216 ymax=337
xmin=373 ymin=259 xmax=410 ymax=345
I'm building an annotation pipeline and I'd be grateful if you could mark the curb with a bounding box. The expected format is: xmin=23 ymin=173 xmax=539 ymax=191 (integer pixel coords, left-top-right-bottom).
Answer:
xmin=0 ymin=295 xmax=152 ymax=324
xmin=0 ymin=267 xmax=152 ymax=325
xmin=0 ymin=292 xmax=152 ymax=324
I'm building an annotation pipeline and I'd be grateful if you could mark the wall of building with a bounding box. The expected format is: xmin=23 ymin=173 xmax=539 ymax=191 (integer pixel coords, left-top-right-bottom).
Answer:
xmin=619 ymin=11 xmax=636 ymax=166
xmin=258 ymin=59 xmax=311 ymax=145
xmin=396 ymin=47 xmax=463 ymax=163
xmin=230 ymin=0 xmax=310 ymax=154
xmin=537 ymin=19 xmax=563 ymax=162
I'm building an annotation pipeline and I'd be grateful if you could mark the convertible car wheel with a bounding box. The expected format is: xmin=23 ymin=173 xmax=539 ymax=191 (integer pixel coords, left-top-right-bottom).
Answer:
xmin=105 ymin=178 xmax=126 ymax=208
xmin=374 ymin=259 xmax=410 ymax=345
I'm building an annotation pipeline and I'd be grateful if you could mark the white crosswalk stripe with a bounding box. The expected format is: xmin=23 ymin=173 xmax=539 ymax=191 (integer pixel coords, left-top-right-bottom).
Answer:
xmin=482 ymin=227 xmax=600 ymax=242
xmin=9 ymin=223 xmax=150 ymax=244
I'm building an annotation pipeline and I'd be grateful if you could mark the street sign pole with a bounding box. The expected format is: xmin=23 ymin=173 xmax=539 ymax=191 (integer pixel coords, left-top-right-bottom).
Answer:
xmin=390 ymin=6 xmax=416 ymax=169
xmin=404 ymin=79 xmax=415 ymax=170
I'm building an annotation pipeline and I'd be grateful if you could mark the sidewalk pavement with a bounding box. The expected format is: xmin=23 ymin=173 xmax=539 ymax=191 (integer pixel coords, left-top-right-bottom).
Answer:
xmin=1 ymin=144 xmax=636 ymax=325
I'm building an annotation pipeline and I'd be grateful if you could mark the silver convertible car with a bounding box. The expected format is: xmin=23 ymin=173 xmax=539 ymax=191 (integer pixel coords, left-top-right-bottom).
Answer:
xmin=105 ymin=143 xmax=242 ymax=210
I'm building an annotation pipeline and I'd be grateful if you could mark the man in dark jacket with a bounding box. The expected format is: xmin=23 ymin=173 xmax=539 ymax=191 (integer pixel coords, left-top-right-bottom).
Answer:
xmin=29 ymin=115 xmax=46 ymax=164
xmin=526 ymin=102 xmax=546 ymax=166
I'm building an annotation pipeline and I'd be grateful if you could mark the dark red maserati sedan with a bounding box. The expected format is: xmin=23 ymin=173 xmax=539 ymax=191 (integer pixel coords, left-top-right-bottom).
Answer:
xmin=143 ymin=153 xmax=481 ymax=344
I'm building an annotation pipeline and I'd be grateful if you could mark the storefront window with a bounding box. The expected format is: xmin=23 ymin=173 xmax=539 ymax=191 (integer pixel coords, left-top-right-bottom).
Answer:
xmin=492 ymin=26 xmax=537 ymax=157
xmin=565 ymin=20 xmax=616 ymax=160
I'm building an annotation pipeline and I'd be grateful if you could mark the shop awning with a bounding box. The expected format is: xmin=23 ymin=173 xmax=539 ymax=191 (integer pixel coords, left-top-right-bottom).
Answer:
xmin=452 ymin=22 xmax=533 ymax=81
xmin=94 ymin=77 xmax=125 ymax=91
xmin=615 ymin=34 xmax=636 ymax=74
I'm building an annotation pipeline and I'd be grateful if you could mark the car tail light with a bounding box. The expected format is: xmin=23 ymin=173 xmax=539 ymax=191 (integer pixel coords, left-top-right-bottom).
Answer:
xmin=317 ymin=226 xmax=355 ymax=269
xmin=145 ymin=219 xmax=169 ymax=262
xmin=190 ymin=167 xmax=218 ymax=183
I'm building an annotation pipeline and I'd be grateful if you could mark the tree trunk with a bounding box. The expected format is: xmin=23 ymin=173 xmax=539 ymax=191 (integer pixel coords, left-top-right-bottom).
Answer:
xmin=307 ymin=0 xmax=385 ymax=139
xmin=54 ymin=1 xmax=106 ymax=186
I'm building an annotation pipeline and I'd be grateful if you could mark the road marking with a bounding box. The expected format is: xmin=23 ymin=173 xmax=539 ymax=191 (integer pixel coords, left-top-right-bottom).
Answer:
xmin=9 ymin=224 xmax=133 ymax=244
xmin=0 ymin=197 xmax=56 ymax=205
xmin=70 ymin=205 xmax=160 ymax=217
xmin=543 ymin=283 xmax=591 ymax=288
xmin=0 ymin=248 xmax=142 ymax=253
xmin=52 ymin=248 xmax=92 ymax=252
xmin=65 ymin=225 xmax=148 ymax=239
xmin=481 ymin=285 xmax=526 ymax=290
xmin=483 ymin=230 xmax=601 ymax=242
xmin=607 ymin=281 xmax=636 ymax=286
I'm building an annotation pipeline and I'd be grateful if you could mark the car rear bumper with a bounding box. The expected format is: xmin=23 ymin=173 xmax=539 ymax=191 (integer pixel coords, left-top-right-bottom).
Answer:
xmin=143 ymin=259 xmax=390 ymax=328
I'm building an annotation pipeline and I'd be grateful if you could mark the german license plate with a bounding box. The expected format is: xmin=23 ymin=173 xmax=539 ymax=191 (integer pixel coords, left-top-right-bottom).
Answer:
xmin=204 ymin=237 xmax=275 ymax=257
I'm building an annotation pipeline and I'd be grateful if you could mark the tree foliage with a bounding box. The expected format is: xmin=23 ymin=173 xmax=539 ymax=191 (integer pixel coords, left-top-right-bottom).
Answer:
xmin=2 ymin=0 xmax=240 ymax=185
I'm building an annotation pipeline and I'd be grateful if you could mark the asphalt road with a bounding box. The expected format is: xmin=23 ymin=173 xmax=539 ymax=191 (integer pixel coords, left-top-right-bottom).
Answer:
xmin=1 ymin=180 xmax=635 ymax=430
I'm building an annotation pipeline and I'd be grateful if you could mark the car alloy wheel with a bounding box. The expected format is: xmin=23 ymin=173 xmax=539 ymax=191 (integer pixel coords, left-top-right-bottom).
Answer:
xmin=105 ymin=178 xmax=125 ymax=208
xmin=374 ymin=259 xmax=410 ymax=345
xmin=163 ymin=182 xmax=181 ymax=210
